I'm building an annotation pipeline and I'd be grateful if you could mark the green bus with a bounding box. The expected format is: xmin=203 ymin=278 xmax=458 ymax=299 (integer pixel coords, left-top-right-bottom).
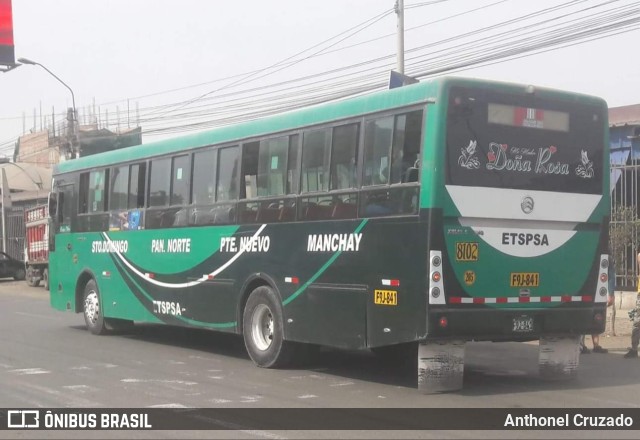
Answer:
xmin=48 ymin=77 xmax=610 ymax=393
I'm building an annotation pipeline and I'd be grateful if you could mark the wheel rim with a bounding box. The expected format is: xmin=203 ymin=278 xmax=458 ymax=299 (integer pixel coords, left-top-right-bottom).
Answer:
xmin=84 ymin=290 xmax=100 ymax=326
xmin=250 ymin=304 xmax=274 ymax=351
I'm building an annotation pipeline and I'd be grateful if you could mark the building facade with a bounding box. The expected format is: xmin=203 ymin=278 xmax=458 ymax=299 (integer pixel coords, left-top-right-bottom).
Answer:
xmin=609 ymin=104 xmax=640 ymax=289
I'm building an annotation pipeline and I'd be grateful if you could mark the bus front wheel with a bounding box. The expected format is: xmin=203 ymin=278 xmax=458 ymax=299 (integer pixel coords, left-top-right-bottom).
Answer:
xmin=83 ymin=280 xmax=107 ymax=335
xmin=242 ymin=286 xmax=292 ymax=368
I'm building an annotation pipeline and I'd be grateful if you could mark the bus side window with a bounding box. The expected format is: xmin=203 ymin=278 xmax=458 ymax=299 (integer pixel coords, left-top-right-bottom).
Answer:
xmin=239 ymin=136 xmax=297 ymax=223
xmin=217 ymin=146 xmax=240 ymax=202
xmin=241 ymin=141 xmax=260 ymax=199
xmin=109 ymin=165 xmax=129 ymax=231
xmin=330 ymin=123 xmax=359 ymax=191
xmin=77 ymin=170 xmax=109 ymax=232
xmin=301 ymin=128 xmax=331 ymax=193
xmin=192 ymin=149 xmax=217 ymax=205
xmin=390 ymin=110 xmax=422 ymax=184
xmin=258 ymin=137 xmax=288 ymax=197
xmin=148 ymin=157 xmax=170 ymax=208
xmin=287 ymin=134 xmax=299 ymax=195
xmin=56 ymin=192 xmax=63 ymax=224
xmin=361 ymin=109 xmax=423 ymax=217
xmin=128 ymin=163 xmax=146 ymax=209
xmin=145 ymin=157 xmax=172 ymax=229
xmin=363 ymin=117 xmax=393 ymax=186
xmin=79 ymin=172 xmax=89 ymax=214
xmin=170 ymin=154 xmax=190 ymax=206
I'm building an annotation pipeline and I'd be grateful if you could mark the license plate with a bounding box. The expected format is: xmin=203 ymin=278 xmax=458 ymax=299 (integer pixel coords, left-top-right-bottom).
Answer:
xmin=374 ymin=290 xmax=397 ymax=306
xmin=510 ymin=272 xmax=539 ymax=287
xmin=455 ymin=242 xmax=478 ymax=261
xmin=512 ymin=316 xmax=534 ymax=332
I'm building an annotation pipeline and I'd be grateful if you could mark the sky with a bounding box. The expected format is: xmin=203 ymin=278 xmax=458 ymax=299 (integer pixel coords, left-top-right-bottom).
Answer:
xmin=1 ymin=0 xmax=639 ymax=157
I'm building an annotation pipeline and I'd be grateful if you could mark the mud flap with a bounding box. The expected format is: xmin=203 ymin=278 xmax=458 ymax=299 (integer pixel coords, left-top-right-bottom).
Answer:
xmin=538 ymin=335 xmax=580 ymax=380
xmin=417 ymin=340 xmax=465 ymax=393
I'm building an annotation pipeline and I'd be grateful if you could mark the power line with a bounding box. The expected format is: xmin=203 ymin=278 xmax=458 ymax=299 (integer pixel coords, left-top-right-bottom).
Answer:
xmin=145 ymin=7 xmax=396 ymax=119
xmin=3 ymin=0 xmax=639 ymax=148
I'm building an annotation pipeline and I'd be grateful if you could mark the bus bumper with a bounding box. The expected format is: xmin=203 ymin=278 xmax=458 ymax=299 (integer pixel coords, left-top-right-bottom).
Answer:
xmin=427 ymin=306 xmax=607 ymax=341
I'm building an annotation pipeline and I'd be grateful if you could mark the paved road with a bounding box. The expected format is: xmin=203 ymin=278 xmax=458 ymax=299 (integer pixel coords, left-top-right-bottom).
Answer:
xmin=1 ymin=280 xmax=639 ymax=439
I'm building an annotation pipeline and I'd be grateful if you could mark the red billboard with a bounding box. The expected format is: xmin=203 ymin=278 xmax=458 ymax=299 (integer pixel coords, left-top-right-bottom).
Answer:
xmin=0 ymin=0 xmax=15 ymax=65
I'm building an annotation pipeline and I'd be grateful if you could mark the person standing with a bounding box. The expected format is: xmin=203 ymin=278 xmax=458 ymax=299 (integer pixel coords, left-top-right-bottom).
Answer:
xmin=624 ymin=298 xmax=639 ymax=358
xmin=624 ymin=253 xmax=640 ymax=358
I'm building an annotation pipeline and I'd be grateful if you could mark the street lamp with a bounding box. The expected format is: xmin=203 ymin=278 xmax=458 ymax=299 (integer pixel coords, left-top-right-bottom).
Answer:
xmin=17 ymin=57 xmax=78 ymax=158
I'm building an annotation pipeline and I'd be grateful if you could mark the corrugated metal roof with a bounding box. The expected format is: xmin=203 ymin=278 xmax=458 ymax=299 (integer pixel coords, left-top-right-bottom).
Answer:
xmin=609 ymin=104 xmax=640 ymax=127
xmin=0 ymin=163 xmax=51 ymax=191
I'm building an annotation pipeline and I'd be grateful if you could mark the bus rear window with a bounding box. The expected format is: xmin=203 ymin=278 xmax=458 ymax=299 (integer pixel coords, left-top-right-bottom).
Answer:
xmin=446 ymin=86 xmax=604 ymax=194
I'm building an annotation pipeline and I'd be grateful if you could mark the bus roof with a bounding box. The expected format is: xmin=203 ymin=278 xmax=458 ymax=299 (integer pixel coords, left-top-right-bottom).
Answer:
xmin=54 ymin=76 xmax=606 ymax=174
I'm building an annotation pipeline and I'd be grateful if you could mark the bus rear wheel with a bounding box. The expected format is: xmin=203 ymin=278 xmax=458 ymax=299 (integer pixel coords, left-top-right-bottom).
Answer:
xmin=243 ymin=286 xmax=292 ymax=368
xmin=83 ymin=279 xmax=108 ymax=335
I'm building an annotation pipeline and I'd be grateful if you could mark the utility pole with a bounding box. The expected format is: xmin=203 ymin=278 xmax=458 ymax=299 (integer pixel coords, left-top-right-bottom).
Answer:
xmin=18 ymin=57 xmax=78 ymax=159
xmin=1 ymin=168 xmax=11 ymax=253
xmin=395 ymin=0 xmax=405 ymax=74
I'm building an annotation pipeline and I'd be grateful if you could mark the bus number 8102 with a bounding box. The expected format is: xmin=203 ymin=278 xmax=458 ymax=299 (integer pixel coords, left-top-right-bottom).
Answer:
xmin=455 ymin=242 xmax=478 ymax=262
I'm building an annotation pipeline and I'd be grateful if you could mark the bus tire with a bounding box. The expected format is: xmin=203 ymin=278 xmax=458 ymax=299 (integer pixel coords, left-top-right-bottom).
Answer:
xmin=43 ymin=268 xmax=49 ymax=291
xmin=242 ymin=285 xmax=292 ymax=368
xmin=83 ymin=279 xmax=108 ymax=335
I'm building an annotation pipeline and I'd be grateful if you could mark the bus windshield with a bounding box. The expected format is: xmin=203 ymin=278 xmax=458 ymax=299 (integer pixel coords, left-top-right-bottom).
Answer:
xmin=445 ymin=86 xmax=605 ymax=194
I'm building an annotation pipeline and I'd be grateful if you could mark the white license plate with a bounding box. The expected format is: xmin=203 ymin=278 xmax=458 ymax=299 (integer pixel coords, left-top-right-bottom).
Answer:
xmin=512 ymin=316 xmax=534 ymax=332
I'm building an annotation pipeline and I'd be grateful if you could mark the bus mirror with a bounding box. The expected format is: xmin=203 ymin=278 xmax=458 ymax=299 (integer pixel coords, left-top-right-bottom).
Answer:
xmin=48 ymin=192 xmax=57 ymax=217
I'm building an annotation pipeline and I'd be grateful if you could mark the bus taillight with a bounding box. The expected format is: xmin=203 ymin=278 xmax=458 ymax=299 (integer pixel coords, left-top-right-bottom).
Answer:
xmin=438 ymin=316 xmax=448 ymax=328
xmin=429 ymin=250 xmax=445 ymax=305
xmin=594 ymin=254 xmax=610 ymax=303
xmin=594 ymin=313 xmax=604 ymax=323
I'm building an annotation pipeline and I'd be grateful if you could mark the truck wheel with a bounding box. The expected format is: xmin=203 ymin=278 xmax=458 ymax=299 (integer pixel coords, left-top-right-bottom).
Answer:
xmin=83 ymin=279 xmax=108 ymax=335
xmin=26 ymin=267 xmax=36 ymax=286
xmin=43 ymin=269 xmax=49 ymax=291
xmin=243 ymin=285 xmax=292 ymax=368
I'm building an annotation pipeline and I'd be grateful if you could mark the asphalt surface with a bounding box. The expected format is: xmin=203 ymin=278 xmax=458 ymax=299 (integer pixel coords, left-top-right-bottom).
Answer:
xmin=0 ymin=280 xmax=639 ymax=439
